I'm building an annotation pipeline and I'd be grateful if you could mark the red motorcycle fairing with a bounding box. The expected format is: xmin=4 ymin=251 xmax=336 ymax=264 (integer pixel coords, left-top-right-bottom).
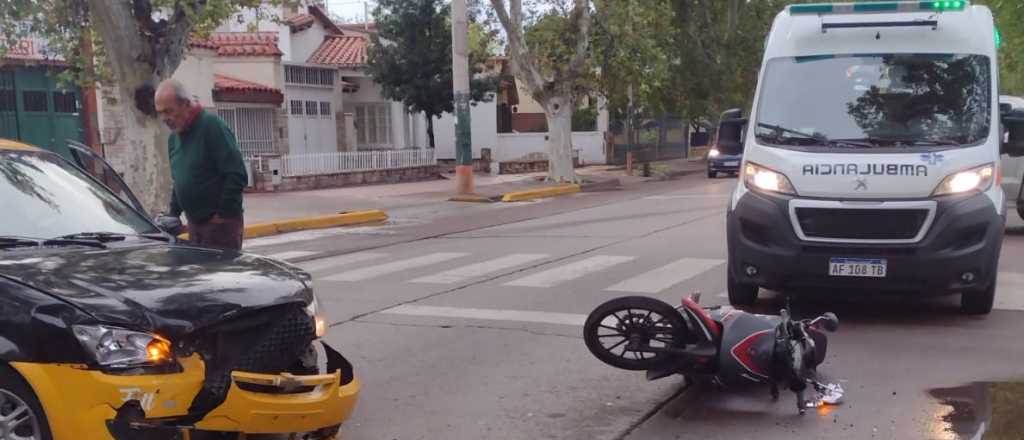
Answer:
xmin=715 ymin=310 xmax=781 ymax=387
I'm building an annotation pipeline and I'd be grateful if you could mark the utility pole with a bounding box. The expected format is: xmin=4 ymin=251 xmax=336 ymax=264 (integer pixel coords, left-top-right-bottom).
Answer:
xmin=451 ymin=0 xmax=474 ymax=195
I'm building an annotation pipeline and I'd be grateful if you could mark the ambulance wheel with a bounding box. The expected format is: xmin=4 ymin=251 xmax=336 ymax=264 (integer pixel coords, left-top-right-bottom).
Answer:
xmin=727 ymin=270 xmax=759 ymax=307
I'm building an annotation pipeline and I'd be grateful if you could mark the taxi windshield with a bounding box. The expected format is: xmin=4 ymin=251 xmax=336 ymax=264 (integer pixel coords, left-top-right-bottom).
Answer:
xmin=1 ymin=150 xmax=157 ymax=238
xmin=755 ymin=53 xmax=991 ymax=149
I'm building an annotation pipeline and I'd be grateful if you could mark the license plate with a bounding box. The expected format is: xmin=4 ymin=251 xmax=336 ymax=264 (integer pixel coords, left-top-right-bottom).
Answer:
xmin=723 ymin=161 xmax=739 ymax=166
xmin=829 ymin=258 xmax=887 ymax=278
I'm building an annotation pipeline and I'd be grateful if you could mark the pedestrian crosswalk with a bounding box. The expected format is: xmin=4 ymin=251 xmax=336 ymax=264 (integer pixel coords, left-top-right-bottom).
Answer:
xmin=249 ymin=248 xmax=1024 ymax=309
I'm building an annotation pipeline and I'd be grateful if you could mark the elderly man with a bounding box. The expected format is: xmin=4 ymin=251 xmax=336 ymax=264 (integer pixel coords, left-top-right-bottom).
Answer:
xmin=155 ymin=79 xmax=248 ymax=251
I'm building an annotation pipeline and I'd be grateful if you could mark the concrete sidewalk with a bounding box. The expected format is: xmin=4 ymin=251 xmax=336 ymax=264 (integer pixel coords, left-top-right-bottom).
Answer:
xmin=243 ymin=158 xmax=706 ymax=224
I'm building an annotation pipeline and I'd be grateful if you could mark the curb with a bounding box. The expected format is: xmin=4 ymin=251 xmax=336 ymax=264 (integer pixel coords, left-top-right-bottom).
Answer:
xmin=501 ymin=184 xmax=581 ymax=202
xmin=180 ymin=210 xmax=389 ymax=240
xmin=657 ymin=168 xmax=706 ymax=180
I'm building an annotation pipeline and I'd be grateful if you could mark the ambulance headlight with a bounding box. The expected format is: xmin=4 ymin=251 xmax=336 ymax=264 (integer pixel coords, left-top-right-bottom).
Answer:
xmin=933 ymin=163 xmax=995 ymax=196
xmin=744 ymin=162 xmax=797 ymax=196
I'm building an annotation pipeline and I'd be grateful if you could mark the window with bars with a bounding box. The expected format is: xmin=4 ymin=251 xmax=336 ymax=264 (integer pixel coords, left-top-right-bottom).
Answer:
xmin=354 ymin=103 xmax=391 ymax=147
xmin=216 ymin=107 xmax=276 ymax=156
xmin=284 ymin=65 xmax=335 ymax=87
xmin=305 ymin=101 xmax=317 ymax=117
xmin=53 ymin=91 xmax=78 ymax=114
xmin=23 ymin=91 xmax=47 ymax=112
xmin=320 ymin=101 xmax=331 ymax=119
xmin=290 ymin=100 xmax=303 ymax=115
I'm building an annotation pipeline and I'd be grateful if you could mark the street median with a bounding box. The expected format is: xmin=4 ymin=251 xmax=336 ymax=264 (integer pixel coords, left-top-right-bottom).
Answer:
xmin=179 ymin=210 xmax=389 ymax=240
xmin=501 ymin=184 xmax=581 ymax=202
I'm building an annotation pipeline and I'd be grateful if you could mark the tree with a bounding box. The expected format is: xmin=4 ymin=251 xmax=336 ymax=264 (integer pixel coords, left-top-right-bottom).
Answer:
xmin=366 ymin=0 xmax=498 ymax=150
xmin=0 ymin=0 xmax=274 ymax=214
xmin=489 ymin=0 xmax=593 ymax=183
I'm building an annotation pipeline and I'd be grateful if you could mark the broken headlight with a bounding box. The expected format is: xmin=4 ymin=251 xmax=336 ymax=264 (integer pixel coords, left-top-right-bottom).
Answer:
xmin=72 ymin=325 xmax=174 ymax=370
xmin=306 ymin=294 xmax=327 ymax=338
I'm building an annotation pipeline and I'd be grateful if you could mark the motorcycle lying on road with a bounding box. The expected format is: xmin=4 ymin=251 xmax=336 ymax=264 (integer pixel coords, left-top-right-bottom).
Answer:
xmin=583 ymin=293 xmax=844 ymax=414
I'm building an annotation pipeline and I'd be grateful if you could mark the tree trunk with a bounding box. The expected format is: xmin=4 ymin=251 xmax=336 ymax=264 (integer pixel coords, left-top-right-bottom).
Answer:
xmin=112 ymin=80 xmax=173 ymax=215
xmin=427 ymin=115 xmax=436 ymax=149
xmin=543 ymin=95 xmax=577 ymax=183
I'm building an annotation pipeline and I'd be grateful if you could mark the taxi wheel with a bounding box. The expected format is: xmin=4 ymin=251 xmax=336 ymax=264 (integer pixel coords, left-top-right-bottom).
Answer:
xmin=727 ymin=271 xmax=759 ymax=307
xmin=0 ymin=366 xmax=52 ymax=440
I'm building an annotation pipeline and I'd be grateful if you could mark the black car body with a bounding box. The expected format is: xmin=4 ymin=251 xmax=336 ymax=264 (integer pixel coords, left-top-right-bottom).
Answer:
xmin=0 ymin=139 xmax=358 ymax=440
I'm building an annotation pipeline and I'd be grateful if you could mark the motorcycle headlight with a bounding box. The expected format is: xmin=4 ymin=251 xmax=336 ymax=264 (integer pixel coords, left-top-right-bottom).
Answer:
xmin=72 ymin=325 xmax=173 ymax=368
xmin=306 ymin=294 xmax=327 ymax=338
xmin=744 ymin=162 xmax=797 ymax=196
xmin=708 ymin=149 xmax=721 ymax=157
xmin=933 ymin=163 xmax=995 ymax=196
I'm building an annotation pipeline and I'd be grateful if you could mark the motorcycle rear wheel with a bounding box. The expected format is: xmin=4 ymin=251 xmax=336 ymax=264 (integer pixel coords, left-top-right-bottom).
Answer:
xmin=583 ymin=296 xmax=689 ymax=371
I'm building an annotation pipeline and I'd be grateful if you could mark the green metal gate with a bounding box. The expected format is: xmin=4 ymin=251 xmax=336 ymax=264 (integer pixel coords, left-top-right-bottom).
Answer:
xmin=0 ymin=67 xmax=83 ymax=158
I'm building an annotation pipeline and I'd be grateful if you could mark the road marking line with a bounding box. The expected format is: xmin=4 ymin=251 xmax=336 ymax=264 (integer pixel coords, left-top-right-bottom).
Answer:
xmin=504 ymin=255 xmax=635 ymax=288
xmin=265 ymin=250 xmax=320 ymax=261
xmin=606 ymin=258 xmax=725 ymax=293
xmin=409 ymin=253 xmax=549 ymax=284
xmin=324 ymin=252 xmax=469 ymax=282
xmin=298 ymin=252 xmax=389 ymax=273
xmin=380 ymin=305 xmax=586 ymax=326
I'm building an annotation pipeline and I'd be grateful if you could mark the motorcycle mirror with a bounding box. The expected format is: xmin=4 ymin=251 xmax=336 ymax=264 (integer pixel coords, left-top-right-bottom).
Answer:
xmin=818 ymin=312 xmax=839 ymax=332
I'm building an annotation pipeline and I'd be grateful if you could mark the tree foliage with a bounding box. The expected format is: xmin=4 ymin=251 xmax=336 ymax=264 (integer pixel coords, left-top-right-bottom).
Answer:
xmin=366 ymin=0 xmax=499 ymax=149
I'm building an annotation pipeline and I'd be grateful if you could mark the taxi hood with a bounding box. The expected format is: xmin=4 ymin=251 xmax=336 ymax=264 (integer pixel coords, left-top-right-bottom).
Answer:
xmin=0 ymin=243 xmax=313 ymax=340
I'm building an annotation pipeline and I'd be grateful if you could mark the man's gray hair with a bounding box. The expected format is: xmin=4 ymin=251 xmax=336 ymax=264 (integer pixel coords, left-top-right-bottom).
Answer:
xmin=157 ymin=79 xmax=192 ymax=104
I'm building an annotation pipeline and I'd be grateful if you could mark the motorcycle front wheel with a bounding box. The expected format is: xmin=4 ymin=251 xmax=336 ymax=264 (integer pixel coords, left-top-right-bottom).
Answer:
xmin=583 ymin=296 xmax=689 ymax=371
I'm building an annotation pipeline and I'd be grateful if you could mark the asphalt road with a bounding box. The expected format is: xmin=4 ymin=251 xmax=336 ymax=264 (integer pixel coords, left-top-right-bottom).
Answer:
xmin=244 ymin=174 xmax=1024 ymax=440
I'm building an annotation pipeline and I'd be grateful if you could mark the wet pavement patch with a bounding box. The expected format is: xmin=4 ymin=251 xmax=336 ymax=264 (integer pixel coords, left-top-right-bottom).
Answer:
xmin=929 ymin=381 xmax=1024 ymax=439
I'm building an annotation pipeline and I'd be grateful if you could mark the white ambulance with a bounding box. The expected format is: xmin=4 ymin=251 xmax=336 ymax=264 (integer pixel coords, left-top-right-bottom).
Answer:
xmin=717 ymin=1 xmax=1024 ymax=314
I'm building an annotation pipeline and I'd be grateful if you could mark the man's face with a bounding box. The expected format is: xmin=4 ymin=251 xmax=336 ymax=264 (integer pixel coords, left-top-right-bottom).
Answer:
xmin=155 ymin=93 xmax=192 ymax=133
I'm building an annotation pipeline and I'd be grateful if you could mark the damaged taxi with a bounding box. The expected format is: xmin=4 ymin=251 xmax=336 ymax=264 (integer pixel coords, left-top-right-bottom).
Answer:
xmin=0 ymin=138 xmax=359 ymax=439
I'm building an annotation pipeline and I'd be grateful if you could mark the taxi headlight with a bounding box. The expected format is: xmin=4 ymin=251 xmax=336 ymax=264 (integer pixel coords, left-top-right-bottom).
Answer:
xmin=743 ymin=162 xmax=797 ymax=196
xmin=72 ymin=325 xmax=173 ymax=369
xmin=933 ymin=163 xmax=995 ymax=196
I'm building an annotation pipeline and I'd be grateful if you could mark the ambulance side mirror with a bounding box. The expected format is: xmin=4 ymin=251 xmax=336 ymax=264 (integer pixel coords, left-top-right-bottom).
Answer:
xmin=716 ymin=108 xmax=747 ymax=156
xmin=1002 ymin=110 xmax=1024 ymax=157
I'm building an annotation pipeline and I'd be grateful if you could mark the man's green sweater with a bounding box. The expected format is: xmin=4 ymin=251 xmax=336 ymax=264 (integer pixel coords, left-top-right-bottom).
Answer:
xmin=168 ymin=109 xmax=248 ymax=223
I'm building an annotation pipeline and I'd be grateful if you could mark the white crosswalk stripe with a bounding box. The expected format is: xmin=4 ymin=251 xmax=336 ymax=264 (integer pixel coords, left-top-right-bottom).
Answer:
xmin=324 ymin=252 xmax=470 ymax=282
xmin=410 ymin=253 xmax=550 ymax=284
xmin=606 ymin=257 xmax=725 ymax=293
xmin=504 ymin=255 xmax=635 ymax=288
xmin=996 ymin=271 xmax=1024 ymax=311
xmin=381 ymin=305 xmax=586 ymax=326
xmin=299 ymin=252 xmax=389 ymax=273
xmin=265 ymin=250 xmax=321 ymax=261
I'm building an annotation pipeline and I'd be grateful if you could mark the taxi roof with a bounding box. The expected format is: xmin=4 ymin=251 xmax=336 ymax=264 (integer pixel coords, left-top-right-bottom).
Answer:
xmin=0 ymin=138 xmax=41 ymax=152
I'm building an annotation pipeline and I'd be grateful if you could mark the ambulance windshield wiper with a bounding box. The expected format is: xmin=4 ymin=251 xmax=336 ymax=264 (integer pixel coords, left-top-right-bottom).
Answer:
xmin=757 ymin=123 xmax=828 ymax=144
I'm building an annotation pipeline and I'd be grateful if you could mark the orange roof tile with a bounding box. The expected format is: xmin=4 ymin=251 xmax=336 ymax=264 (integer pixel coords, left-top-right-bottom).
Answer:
xmin=285 ymin=14 xmax=315 ymax=32
xmin=207 ymin=32 xmax=282 ymax=57
xmin=212 ymin=74 xmax=283 ymax=105
xmin=307 ymin=35 xmax=367 ymax=67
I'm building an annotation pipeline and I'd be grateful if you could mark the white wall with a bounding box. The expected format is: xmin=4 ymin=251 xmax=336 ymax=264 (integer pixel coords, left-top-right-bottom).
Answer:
xmin=213 ymin=57 xmax=282 ymax=90
xmin=172 ymin=49 xmax=216 ymax=106
xmin=493 ymin=132 xmax=605 ymax=165
xmin=433 ymin=99 xmax=498 ymax=160
xmin=289 ymin=21 xmax=328 ymax=63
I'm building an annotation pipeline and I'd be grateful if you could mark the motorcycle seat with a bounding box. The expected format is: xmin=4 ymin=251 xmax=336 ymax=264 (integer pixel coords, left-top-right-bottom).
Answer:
xmin=680 ymin=297 xmax=722 ymax=340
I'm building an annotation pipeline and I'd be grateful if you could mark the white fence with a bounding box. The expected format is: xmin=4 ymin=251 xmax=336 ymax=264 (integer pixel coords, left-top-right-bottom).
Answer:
xmin=281 ymin=149 xmax=436 ymax=177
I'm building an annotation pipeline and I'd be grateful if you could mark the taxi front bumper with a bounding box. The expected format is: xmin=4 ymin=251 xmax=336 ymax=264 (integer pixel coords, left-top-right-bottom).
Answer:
xmin=11 ymin=342 xmax=359 ymax=440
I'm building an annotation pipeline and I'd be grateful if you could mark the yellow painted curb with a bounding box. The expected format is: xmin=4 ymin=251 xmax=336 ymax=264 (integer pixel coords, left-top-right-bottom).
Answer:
xmin=501 ymin=184 xmax=581 ymax=202
xmin=178 ymin=210 xmax=388 ymax=241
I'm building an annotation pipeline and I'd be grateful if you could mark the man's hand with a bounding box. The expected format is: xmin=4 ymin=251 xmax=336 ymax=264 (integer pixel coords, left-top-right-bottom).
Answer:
xmin=209 ymin=214 xmax=227 ymax=225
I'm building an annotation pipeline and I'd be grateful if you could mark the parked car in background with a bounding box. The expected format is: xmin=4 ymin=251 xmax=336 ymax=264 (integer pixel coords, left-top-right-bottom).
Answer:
xmin=707 ymin=108 xmax=745 ymax=178
xmin=1000 ymin=95 xmax=1024 ymax=220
